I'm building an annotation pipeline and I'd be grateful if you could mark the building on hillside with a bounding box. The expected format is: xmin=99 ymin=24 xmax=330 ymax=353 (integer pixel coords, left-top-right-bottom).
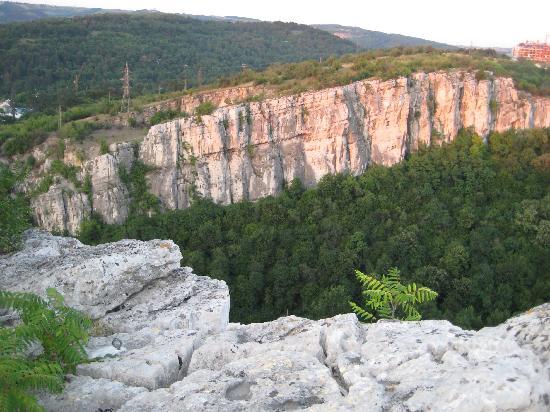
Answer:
xmin=512 ymin=41 xmax=550 ymax=63
xmin=0 ymin=99 xmax=28 ymax=119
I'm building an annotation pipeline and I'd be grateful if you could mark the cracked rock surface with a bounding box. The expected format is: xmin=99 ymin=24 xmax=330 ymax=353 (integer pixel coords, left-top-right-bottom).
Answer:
xmin=1 ymin=231 xmax=548 ymax=411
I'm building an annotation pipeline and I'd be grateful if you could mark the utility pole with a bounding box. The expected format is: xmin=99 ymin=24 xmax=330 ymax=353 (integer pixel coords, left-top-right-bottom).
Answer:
xmin=73 ymin=64 xmax=85 ymax=93
xmin=197 ymin=67 xmax=203 ymax=88
xmin=58 ymin=105 xmax=62 ymax=129
xmin=183 ymin=64 xmax=188 ymax=91
xmin=121 ymin=62 xmax=131 ymax=114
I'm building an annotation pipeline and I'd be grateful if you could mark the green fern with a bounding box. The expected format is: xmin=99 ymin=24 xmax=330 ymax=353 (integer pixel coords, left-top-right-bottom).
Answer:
xmin=0 ymin=289 xmax=91 ymax=411
xmin=349 ymin=267 xmax=438 ymax=322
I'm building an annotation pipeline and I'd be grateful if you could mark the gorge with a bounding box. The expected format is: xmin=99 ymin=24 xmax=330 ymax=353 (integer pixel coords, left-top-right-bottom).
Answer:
xmin=26 ymin=70 xmax=550 ymax=234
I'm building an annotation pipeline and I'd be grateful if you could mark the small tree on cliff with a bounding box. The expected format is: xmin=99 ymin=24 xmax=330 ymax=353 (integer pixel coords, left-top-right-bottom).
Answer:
xmin=350 ymin=268 xmax=438 ymax=321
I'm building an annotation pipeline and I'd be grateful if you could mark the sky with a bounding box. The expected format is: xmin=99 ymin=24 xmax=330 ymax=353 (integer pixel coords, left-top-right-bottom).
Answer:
xmin=14 ymin=0 xmax=550 ymax=48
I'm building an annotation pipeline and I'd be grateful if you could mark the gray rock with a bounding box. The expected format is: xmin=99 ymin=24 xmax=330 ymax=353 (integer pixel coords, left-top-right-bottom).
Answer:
xmin=2 ymin=232 xmax=548 ymax=411
xmin=0 ymin=230 xmax=182 ymax=319
xmin=99 ymin=267 xmax=230 ymax=334
xmin=37 ymin=375 xmax=147 ymax=412
xmin=120 ymin=350 xmax=343 ymax=412
xmin=129 ymin=309 xmax=550 ymax=412
xmin=78 ymin=328 xmax=197 ymax=390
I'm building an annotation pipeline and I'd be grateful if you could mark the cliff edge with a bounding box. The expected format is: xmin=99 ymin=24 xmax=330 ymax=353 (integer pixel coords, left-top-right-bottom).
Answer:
xmin=1 ymin=231 xmax=548 ymax=411
xmin=27 ymin=70 xmax=550 ymax=234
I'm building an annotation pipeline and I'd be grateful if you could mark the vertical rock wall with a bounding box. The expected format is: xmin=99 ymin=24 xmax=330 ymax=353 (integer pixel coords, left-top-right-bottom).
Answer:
xmin=29 ymin=71 xmax=550 ymax=233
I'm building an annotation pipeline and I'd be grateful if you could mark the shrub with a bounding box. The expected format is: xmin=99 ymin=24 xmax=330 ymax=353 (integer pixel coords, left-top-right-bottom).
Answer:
xmin=50 ymin=160 xmax=81 ymax=189
xmin=149 ymin=109 xmax=185 ymax=126
xmin=127 ymin=117 xmax=137 ymax=128
xmin=99 ymin=139 xmax=109 ymax=155
xmin=58 ymin=121 xmax=101 ymax=142
xmin=194 ymin=101 xmax=216 ymax=117
xmin=0 ymin=289 xmax=91 ymax=411
xmin=349 ymin=268 xmax=438 ymax=321
xmin=0 ymin=164 xmax=30 ymax=253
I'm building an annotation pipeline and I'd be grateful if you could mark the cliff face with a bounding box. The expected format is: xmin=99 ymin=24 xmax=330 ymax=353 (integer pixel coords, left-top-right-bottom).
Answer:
xmin=135 ymin=71 xmax=550 ymax=212
xmin=29 ymin=71 xmax=550 ymax=233
xmin=1 ymin=231 xmax=549 ymax=411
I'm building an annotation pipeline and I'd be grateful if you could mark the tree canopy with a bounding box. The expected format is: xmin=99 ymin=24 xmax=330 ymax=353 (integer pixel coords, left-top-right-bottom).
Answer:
xmin=0 ymin=13 xmax=356 ymax=110
xmin=79 ymin=128 xmax=550 ymax=329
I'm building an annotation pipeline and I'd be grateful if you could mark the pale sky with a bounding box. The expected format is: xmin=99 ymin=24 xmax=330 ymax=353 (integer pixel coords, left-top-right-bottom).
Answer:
xmin=14 ymin=0 xmax=550 ymax=48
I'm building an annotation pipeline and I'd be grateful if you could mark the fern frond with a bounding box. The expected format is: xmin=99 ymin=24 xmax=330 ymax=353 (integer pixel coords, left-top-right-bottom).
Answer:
xmin=18 ymin=361 xmax=64 ymax=392
xmin=0 ymin=288 xmax=90 ymax=411
xmin=414 ymin=287 xmax=438 ymax=303
xmin=349 ymin=301 xmax=375 ymax=322
xmin=376 ymin=301 xmax=392 ymax=319
xmin=351 ymin=267 xmax=439 ymax=322
xmin=0 ymin=290 xmax=46 ymax=315
xmin=3 ymin=387 xmax=45 ymax=412
xmin=401 ymin=301 xmax=421 ymax=320
xmin=355 ymin=270 xmax=385 ymax=291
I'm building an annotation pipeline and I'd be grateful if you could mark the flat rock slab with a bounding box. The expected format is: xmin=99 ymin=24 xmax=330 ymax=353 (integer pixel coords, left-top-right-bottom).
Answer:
xmin=99 ymin=268 xmax=230 ymax=334
xmin=0 ymin=230 xmax=182 ymax=319
xmin=37 ymin=375 xmax=147 ymax=412
xmin=120 ymin=350 xmax=343 ymax=412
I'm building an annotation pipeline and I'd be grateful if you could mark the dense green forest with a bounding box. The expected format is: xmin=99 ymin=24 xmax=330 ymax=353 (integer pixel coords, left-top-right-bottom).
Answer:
xmin=0 ymin=13 xmax=356 ymax=110
xmin=79 ymin=128 xmax=550 ymax=329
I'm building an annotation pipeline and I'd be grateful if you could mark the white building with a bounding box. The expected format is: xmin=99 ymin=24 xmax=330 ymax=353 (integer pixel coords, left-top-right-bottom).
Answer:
xmin=0 ymin=99 xmax=27 ymax=119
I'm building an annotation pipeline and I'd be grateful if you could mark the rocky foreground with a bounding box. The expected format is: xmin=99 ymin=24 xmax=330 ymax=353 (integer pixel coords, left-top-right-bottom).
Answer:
xmin=1 ymin=230 xmax=549 ymax=411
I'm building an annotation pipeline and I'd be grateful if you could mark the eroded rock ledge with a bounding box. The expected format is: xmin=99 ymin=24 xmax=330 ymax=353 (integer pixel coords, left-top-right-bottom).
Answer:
xmin=1 ymin=231 xmax=548 ymax=411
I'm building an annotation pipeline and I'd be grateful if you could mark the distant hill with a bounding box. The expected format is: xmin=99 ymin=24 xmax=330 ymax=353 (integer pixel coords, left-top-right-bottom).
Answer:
xmin=312 ymin=24 xmax=454 ymax=50
xmin=0 ymin=2 xmax=264 ymax=24
xmin=1 ymin=2 xmax=455 ymax=52
xmin=0 ymin=12 xmax=356 ymax=109
xmin=0 ymin=1 xmax=111 ymax=23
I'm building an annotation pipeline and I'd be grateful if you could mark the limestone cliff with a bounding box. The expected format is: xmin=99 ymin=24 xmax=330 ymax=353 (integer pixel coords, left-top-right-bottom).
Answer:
xmin=29 ymin=71 xmax=550 ymax=233
xmin=1 ymin=231 xmax=548 ymax=411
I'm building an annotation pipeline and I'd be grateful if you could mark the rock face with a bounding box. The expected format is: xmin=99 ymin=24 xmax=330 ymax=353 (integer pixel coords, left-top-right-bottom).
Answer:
xmin=29 ymin=71 xmax=550 ymax=234
xmin=1 ymin=231 xmax=548 ymax=411
xmin=0 ymin=229 xmax=183 ymax=319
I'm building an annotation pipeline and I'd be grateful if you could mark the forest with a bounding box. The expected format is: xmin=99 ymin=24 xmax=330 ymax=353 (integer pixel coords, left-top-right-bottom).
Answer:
xmin=0 ymin=13 xmax=356 ymax=110
xmin=77 ymin=128 xmax=550 ymax=330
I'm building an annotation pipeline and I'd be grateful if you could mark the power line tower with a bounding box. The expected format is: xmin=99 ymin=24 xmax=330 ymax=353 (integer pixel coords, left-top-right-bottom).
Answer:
xmin=121 ymin=62 xmax=131 ymax=114
xmin=73 ymin=64 xmax=85 ymax=93
xmin=197 ymin=67 xmax=203 ymax=88
xmin=183 ymin=64 xmax=188 ymax=91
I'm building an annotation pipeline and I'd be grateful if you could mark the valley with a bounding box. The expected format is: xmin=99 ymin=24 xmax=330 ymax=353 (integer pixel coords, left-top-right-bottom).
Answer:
xmin=0 ymin=4 xmax=549 ymax=410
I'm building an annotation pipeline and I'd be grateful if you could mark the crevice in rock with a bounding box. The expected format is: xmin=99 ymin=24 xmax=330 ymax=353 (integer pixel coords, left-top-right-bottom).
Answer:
xmin=342 ymin=84 xmax=370 ymax=173
xmin=319 ymin=329 xmax=349 ymax=396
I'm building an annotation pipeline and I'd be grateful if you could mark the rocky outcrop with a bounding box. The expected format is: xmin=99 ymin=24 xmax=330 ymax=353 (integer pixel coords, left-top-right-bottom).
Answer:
xmin=1 ymin=231 xmax=549 ymax=411
xmin=28 ymin=71 xmax=550 ymax=233
xmin=0 ymin=229 xmax=183 ymax=319
xmin=141 ymin=84 xmax=270 ymax=123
